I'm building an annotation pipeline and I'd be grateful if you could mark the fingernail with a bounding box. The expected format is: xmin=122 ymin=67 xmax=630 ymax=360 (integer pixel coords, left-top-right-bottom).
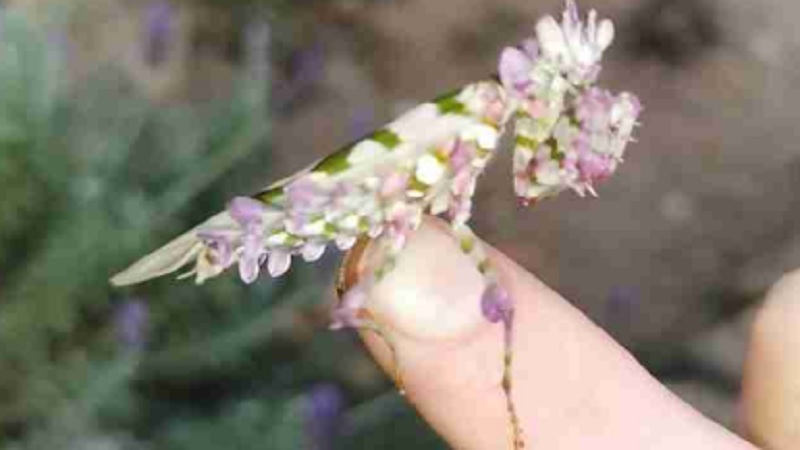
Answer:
xmin=351 ymin=217 xmax=489 ymax=342
xmin=336 ymin=236 xmax=372 ymax=300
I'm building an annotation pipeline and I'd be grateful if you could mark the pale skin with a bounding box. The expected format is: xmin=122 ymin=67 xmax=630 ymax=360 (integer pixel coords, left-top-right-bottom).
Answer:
xmin=343 ymin=217 xmax=798 ymax=450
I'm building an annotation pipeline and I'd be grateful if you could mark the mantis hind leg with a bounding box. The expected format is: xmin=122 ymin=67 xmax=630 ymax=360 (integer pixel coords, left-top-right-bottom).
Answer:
xmin=450 ymin=222 xmax=524 ymax=450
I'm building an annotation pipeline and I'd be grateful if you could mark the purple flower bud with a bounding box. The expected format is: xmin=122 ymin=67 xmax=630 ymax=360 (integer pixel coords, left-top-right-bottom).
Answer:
xmin=291 ymin=43 xmax=325 ymax=86
xmin=304 ymin=383 xmax=345 ymax=450
xmin=47 ymin=30 xmax=72 ymax=68
xmin=143 ymin=1 xmax=174 ymax=67
xmin=114 ymin=299 xmax=149 ymax=350
xmin=608 ymin=285 xmax=640 ymax=321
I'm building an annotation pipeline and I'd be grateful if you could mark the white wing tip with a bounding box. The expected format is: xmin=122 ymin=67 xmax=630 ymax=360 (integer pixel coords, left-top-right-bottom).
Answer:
xmin=110 ymin=272 xmax=136 ymax=287
xmin=110 ymin=211 xmax=241 ymax=287
xmin=110 ymin=231 xmax=203 ymax=287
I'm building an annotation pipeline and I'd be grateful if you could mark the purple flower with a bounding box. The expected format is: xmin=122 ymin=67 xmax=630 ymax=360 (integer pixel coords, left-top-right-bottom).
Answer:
xmin=291 ymin=43 xmax=325 ymax=86
xmin=143 ymin=1 xmax=174 ymax=67
xmin=114 ymin=299 xmax=149 ymax=350
xmin=608 ymin=285 xmax=640 ymax=321
xmin=304 ymin=383 xmax=345 ymax=450
xmin=272 ymin=43 xmax=326 ymax=111
xmin=47 ymin=30 xmax=72 ymax=65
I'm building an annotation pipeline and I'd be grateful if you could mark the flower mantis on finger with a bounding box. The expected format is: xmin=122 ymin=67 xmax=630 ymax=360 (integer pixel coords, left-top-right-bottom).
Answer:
xmin=112 ymin=2 xmax=641 ymax=447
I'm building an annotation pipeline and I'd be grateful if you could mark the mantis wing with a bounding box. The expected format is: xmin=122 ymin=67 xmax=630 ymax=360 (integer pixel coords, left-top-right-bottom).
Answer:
xmin=110 ymin=80 xmax=511 ymax=287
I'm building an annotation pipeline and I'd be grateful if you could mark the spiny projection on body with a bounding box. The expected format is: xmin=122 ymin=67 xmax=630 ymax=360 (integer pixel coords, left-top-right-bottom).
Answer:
xmin=111 ymin=1 xmax=641 ymax=448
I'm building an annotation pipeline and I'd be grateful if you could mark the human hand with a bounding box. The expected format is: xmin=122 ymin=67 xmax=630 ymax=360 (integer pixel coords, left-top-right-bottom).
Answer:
xmin=340 ymin=217 xmax=794 ymax=449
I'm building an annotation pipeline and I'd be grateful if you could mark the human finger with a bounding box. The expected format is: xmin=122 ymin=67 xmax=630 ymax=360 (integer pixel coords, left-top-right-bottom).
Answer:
xmin=345 ymin=217 xmax=755 ymax=450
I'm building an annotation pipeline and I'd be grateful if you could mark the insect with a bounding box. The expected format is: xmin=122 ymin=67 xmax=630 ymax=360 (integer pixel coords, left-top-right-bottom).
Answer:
xmin=111 ymin=1 xmax=641 ymax=448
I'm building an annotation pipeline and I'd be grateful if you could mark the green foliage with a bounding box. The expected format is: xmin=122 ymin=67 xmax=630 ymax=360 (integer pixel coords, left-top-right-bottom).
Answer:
xmin=154 ymin=395 xmax=306 ymax=450
xmin=0 ymin=3 xmax=445 ymax=449
xmin=342 ymin=394 xmax=447 ymax=450
xmin=0 ymin=5 xmax=279 ymax=438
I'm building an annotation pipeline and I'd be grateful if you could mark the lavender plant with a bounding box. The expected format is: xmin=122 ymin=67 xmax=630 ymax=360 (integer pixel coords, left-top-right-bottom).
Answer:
xmin=0 ymin=3 xmax=282 ymax=443
xmin=112 ymin=2 xmax=641 ymax=448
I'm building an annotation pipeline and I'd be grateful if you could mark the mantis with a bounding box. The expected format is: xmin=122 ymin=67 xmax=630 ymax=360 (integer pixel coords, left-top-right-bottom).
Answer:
xmin=111 ymin=1 xmax=641 ymax=448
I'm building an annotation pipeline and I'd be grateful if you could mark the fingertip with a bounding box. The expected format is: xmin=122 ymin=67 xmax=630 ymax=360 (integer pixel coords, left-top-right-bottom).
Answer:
xmin=352 ymin=217 xmax=524 ymax=449
xmin=347 ymin=217 xmax=753 ymax=450
xmin=741 ymin=269 xmax=800 ymax=449
xmin=355 ymin=217 xmax=491 ymax=343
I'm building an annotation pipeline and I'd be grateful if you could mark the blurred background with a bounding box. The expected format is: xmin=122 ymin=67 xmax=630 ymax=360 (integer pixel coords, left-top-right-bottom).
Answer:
xmin=0 ymin=0 xmax=797 ymax=448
